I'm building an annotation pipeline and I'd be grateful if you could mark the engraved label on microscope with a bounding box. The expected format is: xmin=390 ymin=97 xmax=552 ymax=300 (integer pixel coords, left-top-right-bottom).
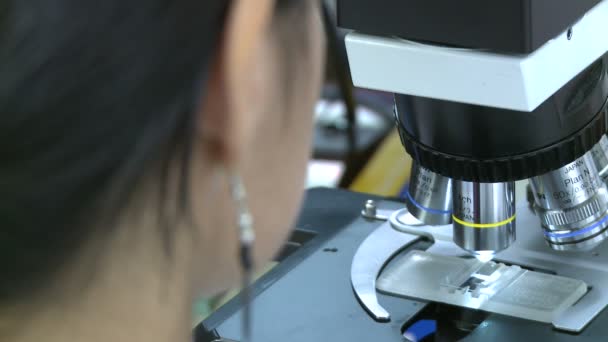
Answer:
xmin=553 ymin=164 xmax=600 ymax=205
xmin=563 ymin=171 xmax=589 ymax=187
xmin=553 ymin=191 xmax=567 ymax=199
xmin=415 ymin=171 xmax=439 ymax=199
xmin=457 ymin=194 xmax=472 ymax=204
xmin=460 ymin=212 xmax=475 ymax=221
xmin=564 ymin=159 xmax=585 ymax=174
xmin=420 ymin=173 xmax=432 ymax=184
xmin=455 ymin=194 xmax=475 ymax=221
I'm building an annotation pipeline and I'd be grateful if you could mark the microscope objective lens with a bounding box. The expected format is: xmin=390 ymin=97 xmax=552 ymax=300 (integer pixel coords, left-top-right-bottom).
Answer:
xmin=452 ymin=181 xmax=516 ymax=256
xmin=405 ymin=163 xmax=453 ymax=225
xmin=530 ymin=151 xmax=608 ymax=251
xmin=590 ymin=135 xmax=608 ymax=184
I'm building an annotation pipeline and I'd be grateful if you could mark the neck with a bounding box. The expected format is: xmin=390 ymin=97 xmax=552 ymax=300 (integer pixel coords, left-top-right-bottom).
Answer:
xmin=4 ymin=221 xmax=196 ymax=342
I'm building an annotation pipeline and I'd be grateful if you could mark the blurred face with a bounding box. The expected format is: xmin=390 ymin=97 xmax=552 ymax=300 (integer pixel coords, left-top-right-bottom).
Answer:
xmin=0 ymin=2 xmax=323 ymax=338
xmin=192 ymin=0 xmax=325 ymax=295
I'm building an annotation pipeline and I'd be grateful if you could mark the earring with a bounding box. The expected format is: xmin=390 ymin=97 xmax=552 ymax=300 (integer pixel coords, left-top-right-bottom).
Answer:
xmin=228 ymin=172 xmax=255 ymax=259
xmin=228 ymin=172 xmax=255 ymax=342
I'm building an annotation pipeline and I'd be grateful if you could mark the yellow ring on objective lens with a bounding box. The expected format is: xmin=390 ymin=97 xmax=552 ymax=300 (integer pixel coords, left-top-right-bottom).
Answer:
xmin=452 ymin=214 xmax=516 ymax=229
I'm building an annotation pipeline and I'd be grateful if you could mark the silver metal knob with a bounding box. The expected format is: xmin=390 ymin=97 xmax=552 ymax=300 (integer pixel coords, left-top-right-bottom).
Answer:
xmin=452 ymin=181 xmax=516 ymax=260
xmin=405 ymin=163 xmax=453 ymax=225
xmin=530 ymin=152 xmax=608 ymax=251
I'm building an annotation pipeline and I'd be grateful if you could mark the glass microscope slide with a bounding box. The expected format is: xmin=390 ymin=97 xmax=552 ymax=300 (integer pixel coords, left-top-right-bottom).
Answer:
xmin=376 ymin=250 xmax=587 ymax=323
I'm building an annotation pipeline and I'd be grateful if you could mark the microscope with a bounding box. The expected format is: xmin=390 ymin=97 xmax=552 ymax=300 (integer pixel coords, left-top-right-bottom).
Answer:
xmin=197 ymin=1 xmax=608 ymax=341
xmin=344 ymin=0 xmax=608 ymax=259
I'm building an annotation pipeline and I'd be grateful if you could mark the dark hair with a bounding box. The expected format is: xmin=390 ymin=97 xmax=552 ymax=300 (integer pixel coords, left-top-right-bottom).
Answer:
xmin=0 ymin=1 xmax=238 ymax=301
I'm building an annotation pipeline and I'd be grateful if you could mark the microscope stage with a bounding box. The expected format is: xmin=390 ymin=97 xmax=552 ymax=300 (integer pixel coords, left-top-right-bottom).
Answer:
xmin=197 ymin=189 xmax=608 ymax=341
xmin=377 ymin=250 xmax=588 ymax=325
xmin=353 ymin=204 xmax=608 ymax=333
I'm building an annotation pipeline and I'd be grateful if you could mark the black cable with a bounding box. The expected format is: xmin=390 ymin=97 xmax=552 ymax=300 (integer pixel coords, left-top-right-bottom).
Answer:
xmin=240 ymin=244 xmax=253 ymax=342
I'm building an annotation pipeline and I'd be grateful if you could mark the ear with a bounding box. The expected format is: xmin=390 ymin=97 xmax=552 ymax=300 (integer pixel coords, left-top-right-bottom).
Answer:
xmin=199 ymin=0 xmax=275 ymax=168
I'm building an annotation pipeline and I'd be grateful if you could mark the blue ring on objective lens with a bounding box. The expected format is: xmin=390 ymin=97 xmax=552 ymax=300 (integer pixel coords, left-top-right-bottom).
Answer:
xmin=544 ymin=214 xmax=608 ymax=239
xmin=405 ymin=187 xmax=452 ymax=215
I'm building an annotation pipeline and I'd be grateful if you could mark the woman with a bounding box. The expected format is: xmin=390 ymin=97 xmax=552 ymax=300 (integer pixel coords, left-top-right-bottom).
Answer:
xmin=0 ymin=0 xmax=325 ymax=341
